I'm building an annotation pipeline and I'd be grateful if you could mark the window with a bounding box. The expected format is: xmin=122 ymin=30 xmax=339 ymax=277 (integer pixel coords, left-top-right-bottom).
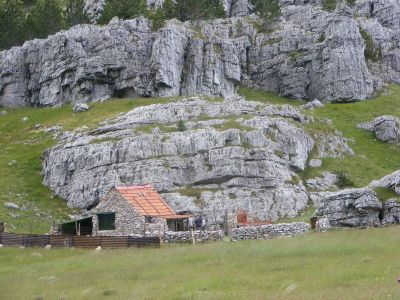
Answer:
xmin=98 ymin=213 xmax=115 ymax=230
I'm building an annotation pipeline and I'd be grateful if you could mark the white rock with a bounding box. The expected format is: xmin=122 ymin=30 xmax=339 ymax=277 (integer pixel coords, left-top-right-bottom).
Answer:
xmin=4 ymin=202 xmax=20 ymax=210
xmin=309 ymin=159 xmax=322 ymax=168
xmin=301 ymin=99 xmax=325 ymax=110
xmin=358 ymin=116 xmax=400 ymax=144
xmin=73 ymin=103 xmax=90 ymax=113
xmin=316 ymin=188 xmax=382 ymax=227
xmin=44 ymin=244 xmax=52 ymax=250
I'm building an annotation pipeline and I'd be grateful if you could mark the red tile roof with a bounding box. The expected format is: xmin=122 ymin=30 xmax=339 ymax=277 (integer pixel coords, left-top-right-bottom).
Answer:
xmin=115 ymin=185 xmax=175 ymax=217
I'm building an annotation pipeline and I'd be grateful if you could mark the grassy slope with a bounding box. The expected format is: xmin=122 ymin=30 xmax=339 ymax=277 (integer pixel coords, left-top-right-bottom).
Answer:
xmin=1 ymin=85 xmax=400 ymax=232
xmin=1 ymin=226 xmax=400 ymax=299
xmin=0 ymin=97 xmax=177 ymax=233
xmin=302 ymin=85 xmax=400 ymax=187
xmin=241 ymin=85 xmax=400 ymax=193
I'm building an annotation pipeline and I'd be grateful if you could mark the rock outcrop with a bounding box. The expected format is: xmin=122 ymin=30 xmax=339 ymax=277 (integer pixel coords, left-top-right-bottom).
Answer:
xmin=369 ymin=170 xmax=400 ymax=195
xmin=382 ymin=199 xmax=400 ymax=225
xmin=316 ymin=188 xmax=382 ymax=227
xmin=358 ymin=116 xmax=400 ymax=144
xmin=42 ymin=96 xmax=352 ymax=223
xmin=3 ymin=0 xmax=400 ymax=107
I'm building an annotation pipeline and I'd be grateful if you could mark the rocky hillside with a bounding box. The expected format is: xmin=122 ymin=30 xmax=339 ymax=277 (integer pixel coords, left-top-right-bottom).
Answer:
xmin=42 ymin=94 xmax=353 ymax=223
xmin=1 ymin=0 xmax=400 ymax=107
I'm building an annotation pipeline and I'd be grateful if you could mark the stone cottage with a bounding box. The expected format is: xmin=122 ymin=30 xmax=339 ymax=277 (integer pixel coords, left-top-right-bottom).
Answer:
xmin=91 ymin=185 xmax=191 ymax=236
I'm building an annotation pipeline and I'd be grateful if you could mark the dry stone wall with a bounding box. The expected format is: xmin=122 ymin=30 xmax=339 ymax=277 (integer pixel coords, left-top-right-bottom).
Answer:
xmin=163 ymin=230 xmax=224 ymax=243
xmin=231 ymin=222 xmax=309 ymax=240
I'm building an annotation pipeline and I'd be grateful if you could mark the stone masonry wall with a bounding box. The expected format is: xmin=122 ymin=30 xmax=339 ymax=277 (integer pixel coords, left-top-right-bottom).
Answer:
xmin=163 ymin=230 xmax=224 ymax=243
xmin=91 ymin=189 xmax=166 ymax=236
xmin=231 ymin=222 xmax=309 ymax=241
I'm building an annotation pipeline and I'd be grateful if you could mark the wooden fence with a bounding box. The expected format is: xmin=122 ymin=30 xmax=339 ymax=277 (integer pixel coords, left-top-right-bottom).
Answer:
xmin=0 ymin=233 xmax=160 ymax=248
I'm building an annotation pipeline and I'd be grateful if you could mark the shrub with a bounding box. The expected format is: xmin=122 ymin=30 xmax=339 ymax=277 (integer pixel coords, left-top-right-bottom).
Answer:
xmin=322 ymin=0 xmax=337 ymax=12
xmin=177 ymin=120 xmax=186 ymax=132
xmin=359 ymin=28 xmax=382 ymax=62
xmin=336 ymin=171 xmax=354 ymax=188
xmin=25 ymin=0 xmax=64 ymax=40
xmin=98 ymin=0 xmax=147 ymax=25
xmin=317 ymin=33 xmax=325 ymax=43
xmin=251 ymin=0 xmax=281 ymax=21
xmin=0 ymin=0 xmax=26 ymax=50
xmin=64 ymin=0 xmax=90 ymax=27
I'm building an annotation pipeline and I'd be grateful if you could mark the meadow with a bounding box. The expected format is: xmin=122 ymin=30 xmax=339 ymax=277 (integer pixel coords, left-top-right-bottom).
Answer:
xmin=1 ymin=226 xmax=400 ymax=299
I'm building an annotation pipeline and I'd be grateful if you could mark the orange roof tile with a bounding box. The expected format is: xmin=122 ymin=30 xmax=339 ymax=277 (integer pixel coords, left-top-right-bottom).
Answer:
xmin=115 ymin=185 xmax=175 ymax=217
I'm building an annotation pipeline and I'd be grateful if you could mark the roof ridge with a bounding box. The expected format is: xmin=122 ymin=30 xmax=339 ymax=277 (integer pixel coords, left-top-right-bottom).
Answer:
xmin=115 ymin=185 xmax=175 ymax=217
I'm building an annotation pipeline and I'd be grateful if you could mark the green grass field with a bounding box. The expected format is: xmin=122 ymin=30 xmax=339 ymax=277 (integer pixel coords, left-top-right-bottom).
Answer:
xmin=1 ymin=226 xmax=400 ymax=299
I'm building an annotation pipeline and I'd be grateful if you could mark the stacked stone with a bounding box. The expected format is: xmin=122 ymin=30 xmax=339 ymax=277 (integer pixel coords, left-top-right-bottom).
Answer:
xmin=163 ymin=230 xmax=224 ymax=243
xmin=231 ymin=222 xmax=309 ymax=241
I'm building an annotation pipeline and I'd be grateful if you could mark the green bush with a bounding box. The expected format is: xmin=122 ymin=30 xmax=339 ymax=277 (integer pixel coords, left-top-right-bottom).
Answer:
xmin=322 ymin=0 xmax=337 ymax=12
xmin=336 ymin=171 xmax=354 ymax=188
xmin=0 ymin=0 xmax=26 ymax=50
xmin=98 ymin=0 xmax=147 ymax=25
xmin=251 ymin=0 xmax=281 ymax=21
xmin=359 ymin=28 xmax=382 ymax=62
xmin=25 ymin=0 xmax=64 ymax=40
xmin=64 ymin=0 xmax=90 ymax=27
xmin=177 ymin=120 xmax=186 ymax=132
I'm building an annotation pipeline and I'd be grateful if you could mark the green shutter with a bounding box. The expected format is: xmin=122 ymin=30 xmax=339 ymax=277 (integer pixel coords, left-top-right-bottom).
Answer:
xmin=98 ymin=213 xmax=115 ymax=230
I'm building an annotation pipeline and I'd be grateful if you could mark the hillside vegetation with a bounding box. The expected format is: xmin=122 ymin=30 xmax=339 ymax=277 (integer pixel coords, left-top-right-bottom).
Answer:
xmin=240 ymin=85 xmax=400 ymax=189
xmin=0 ymin=86 xmax=399 ymax=232
xmin=0 ymin=97 xmax=179 ymax=233
xmin=1 ymin=226 xmax=400 ymax=299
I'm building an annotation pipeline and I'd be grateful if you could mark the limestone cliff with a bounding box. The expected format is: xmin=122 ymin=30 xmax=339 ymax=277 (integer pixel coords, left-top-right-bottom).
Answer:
xmin=1 ymin=1 xmax=400 ymax=107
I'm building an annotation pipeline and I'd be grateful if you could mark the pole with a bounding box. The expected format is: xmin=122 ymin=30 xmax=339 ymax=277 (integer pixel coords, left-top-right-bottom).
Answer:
xmin=191 ymin=228 xmax=195 ymax=246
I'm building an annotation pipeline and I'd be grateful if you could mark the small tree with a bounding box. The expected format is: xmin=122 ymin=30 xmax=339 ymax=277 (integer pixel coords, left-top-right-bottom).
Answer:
xmin=0 ymin=0 xmax=25 ymax=50
xmin=251 ymin=0 xmax=281 ymax=21
xmin=336 ymin=171 xmax=354 ymax=189
xmin=64 ymin=0 xmax=90 ymax=27
xmin=177 ymin=120 xmax=186 ymax=132
xmin=98 ymin=0 xmax=147 ymax=25
xmin=25 ymin=0 xmax=64 ymax=39
xmin=174 ymin=0 xmax=224 ymax=21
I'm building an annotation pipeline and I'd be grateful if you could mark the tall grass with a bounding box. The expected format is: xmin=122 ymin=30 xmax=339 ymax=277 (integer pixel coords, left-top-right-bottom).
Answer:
xmin=0 ymin=226 xmax=400 ymax=299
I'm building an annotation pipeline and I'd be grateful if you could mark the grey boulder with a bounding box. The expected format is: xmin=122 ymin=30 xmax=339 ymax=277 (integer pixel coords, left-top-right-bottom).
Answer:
xmin=316 ymin=188 xmax=382 ymax=227
xmin=358 ymin=116 xmax=400 ymax=144
xmin=382 ymin=199 xmax=400 ymax=225
xmin=4 ymin=202 xmax=20 ymax=210
xmin=73 ymin=103 xmax=90 ymax=113
xmin=369 ymin=170 xmax=400 ymax=195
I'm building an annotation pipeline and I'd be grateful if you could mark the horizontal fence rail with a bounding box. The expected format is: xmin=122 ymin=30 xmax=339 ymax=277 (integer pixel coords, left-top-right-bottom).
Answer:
xmin=0 ymin=233 xmax=160 ymax=248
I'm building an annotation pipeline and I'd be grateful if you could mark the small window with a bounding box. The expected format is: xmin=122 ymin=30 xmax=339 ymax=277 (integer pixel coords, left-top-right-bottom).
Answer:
xmin=98 ymin=213 xmax=115 ymax=230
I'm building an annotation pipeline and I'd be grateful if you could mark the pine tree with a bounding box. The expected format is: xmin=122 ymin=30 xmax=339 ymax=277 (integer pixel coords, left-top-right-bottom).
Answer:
xmin=98 ymin=0 xmax=147 ymax=25
xmin=0 ymin=0 xmax=25 ymax=50
xmin=64 ymin=0 xmax=90 ymax=27
xmin=251 ymin=0 xmax=280 ymax=21
xmin=174 ymin=0 xmax=225 ymax=21
xmin=25 ymin=0 xmax=64 ymax=39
